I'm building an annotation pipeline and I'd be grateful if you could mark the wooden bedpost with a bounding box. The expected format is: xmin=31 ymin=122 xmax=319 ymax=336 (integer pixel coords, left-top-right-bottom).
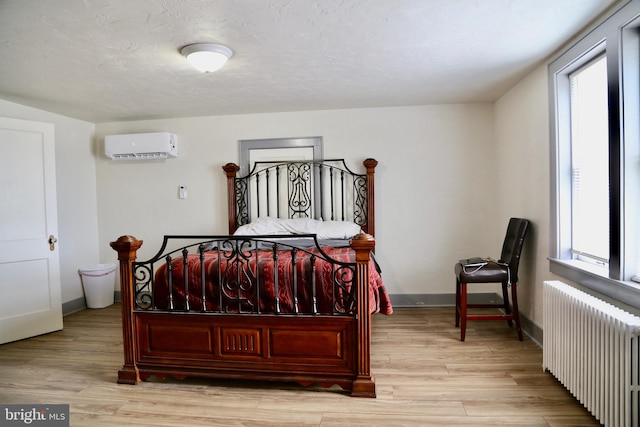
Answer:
xmin=223 ymin=163 xmax=240 ymax=234
xmin=110 ymin=235 xmax=143 ymax=385
xmin=349 ymin=232 xmax=376 ymax=398
xmin=363 ymin=158 xmax=377 ymax=238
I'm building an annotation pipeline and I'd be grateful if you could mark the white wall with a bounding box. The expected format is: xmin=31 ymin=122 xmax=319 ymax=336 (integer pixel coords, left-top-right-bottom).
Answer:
xmin=0 ymin=59 xmax=611 ymax=330
xmin=0 ymin=99 xmax=99 ymax=304
xmin=494 ymin=63 xmax=556 ymax=327
xmin=0 ymin=89 xmax=554 ymax=327
xmin=95 ymin=104 xmax=498 ymax=298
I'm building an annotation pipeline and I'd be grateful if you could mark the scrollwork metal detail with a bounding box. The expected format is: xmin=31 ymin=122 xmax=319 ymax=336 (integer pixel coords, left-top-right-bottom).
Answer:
xmin=288 ymin=162 xmax=312 ymax=218
xmin=333 ymin=265 xmax=357 ymax=314
xmin=219 ymin=239 xmax=257 ymax=313
xmin=235 ymin=179 xmax=249 ymax=226
xmin=133 ymin=263 xmax=153 ymax=310
xmin=353 ymin=175 xmax=367 ymax=226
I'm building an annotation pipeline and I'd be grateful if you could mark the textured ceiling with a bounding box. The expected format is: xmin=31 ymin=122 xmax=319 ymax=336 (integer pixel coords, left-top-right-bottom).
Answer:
xmin=0 ymin=0 xmax=619 ymax=123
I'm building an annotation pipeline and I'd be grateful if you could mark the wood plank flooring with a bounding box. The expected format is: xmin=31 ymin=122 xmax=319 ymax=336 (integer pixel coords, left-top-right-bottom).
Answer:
xmin=0 ymin=306 xmax=600 ymax=426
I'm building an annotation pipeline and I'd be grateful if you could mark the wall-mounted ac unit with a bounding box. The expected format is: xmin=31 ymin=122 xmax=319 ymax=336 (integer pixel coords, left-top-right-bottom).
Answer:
xmin=105 ymin=132 xmax=178 ymax=160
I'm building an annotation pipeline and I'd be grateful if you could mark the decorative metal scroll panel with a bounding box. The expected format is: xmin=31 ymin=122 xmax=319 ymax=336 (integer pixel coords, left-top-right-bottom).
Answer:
xmin=235 ymin=159 xmax=368 ymax=227
xmin=131 ymin=236 xmax=357 ymax=316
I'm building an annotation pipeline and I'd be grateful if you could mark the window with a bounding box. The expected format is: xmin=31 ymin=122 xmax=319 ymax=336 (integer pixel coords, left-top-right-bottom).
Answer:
xmin=569 ymin=55 xmax=609 ymax=266
xmin=549 ymin=1 xmax=640 ymax=307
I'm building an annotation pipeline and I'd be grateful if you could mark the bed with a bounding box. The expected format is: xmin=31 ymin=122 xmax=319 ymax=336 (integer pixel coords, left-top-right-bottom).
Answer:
xmin=110 ymin=157 xmax=391 ymax=397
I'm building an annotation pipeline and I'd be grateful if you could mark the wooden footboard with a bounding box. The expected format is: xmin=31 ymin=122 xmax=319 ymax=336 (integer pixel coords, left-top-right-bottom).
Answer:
xmin=110 ymin=233 xmax=377 ymax=397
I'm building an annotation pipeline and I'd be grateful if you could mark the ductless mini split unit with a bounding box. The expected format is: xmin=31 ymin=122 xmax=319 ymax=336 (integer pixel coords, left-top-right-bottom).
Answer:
xmin=105 ymin=132 xmax=178 ymax=160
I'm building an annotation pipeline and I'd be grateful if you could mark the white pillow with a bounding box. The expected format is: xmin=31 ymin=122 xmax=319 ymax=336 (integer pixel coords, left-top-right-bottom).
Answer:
xmin=251 ymin=217 xmax=318 ymax=234
xmin=233 ymin=223 xmax=259 ymax=235
xmin=234 ymin=217 xmax=361 ymax=239
xmin=279 ymin=217 xmax=321 ymax=234
xmin=234 ymin=217 xmax=319 ymax=235
xmin=316 ymin=220 xmax=361 ymax=239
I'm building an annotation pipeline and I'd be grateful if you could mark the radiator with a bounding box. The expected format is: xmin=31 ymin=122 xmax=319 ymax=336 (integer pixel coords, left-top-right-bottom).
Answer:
xmin=543 ymin=280 xmax=640 ymax=427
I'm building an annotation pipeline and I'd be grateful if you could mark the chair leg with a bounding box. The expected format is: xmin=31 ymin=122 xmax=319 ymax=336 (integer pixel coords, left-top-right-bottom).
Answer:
xmin=510 ymin=282 xmax=523 ymax=341
xmin=459 ymin=282 xmax=467 ymax=341
xmin=455 ymin=278 xmax=461 ymax=327
xmin=501 ymin=281 xmax=513 ymax=327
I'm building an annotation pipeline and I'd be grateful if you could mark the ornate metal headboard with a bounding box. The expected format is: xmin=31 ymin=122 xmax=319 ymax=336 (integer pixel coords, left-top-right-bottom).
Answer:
xmin=223 ymin=158 xmax=377 ymax=236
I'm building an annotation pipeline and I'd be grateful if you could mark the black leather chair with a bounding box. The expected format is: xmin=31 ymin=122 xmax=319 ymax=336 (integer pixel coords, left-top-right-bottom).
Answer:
xmin=455 ymin=218 xmax=529 ymax=341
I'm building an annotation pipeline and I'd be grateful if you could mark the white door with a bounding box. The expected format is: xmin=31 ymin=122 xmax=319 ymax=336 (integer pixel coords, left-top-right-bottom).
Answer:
xmin=0 ymin=117 xmax=62 ymax=344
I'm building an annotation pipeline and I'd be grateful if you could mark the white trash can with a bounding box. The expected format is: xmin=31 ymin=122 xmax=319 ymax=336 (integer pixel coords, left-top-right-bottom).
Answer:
xmin=78 ymin=264 xmax=117 ymax=309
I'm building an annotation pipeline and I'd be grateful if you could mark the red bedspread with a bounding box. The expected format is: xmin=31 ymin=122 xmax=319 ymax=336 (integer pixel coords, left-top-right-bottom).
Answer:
xmin=153 ymin=246 xmax=392 ymax=315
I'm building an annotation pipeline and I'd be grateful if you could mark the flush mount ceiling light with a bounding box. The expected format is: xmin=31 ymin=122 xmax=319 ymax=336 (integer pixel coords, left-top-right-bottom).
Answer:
xmin=181 ymin=43 xmax=233 ymax=73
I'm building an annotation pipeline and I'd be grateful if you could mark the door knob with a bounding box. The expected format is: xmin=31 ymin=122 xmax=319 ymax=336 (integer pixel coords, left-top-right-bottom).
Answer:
xmin=48 ymin=235 xmax=57 ymax=251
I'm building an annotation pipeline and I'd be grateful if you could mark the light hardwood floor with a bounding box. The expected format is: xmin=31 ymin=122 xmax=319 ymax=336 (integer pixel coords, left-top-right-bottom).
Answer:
xmin=0 ymin=306 xmax=600 ymax=426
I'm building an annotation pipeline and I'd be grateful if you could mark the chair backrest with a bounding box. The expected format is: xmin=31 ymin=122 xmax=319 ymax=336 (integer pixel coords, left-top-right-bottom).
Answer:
xmin=499 ymin=218 xmax=530 ymax=283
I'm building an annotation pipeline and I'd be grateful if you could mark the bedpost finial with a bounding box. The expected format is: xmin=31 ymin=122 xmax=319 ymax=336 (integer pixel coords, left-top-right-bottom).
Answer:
xmin=363 ymin=158 xmax=378 ymax=170
xmin=350 ymin=232 xmax=375 ymax=253
xmin=113 ymin=235 xmax=140 ymax=244
xmin=110 ymin=235 xmax=143 ymax=261
xmin=223 ymin=163 xmax=240 ymax=177
xmin=351 ymin=232 xmax=374 ymax=242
